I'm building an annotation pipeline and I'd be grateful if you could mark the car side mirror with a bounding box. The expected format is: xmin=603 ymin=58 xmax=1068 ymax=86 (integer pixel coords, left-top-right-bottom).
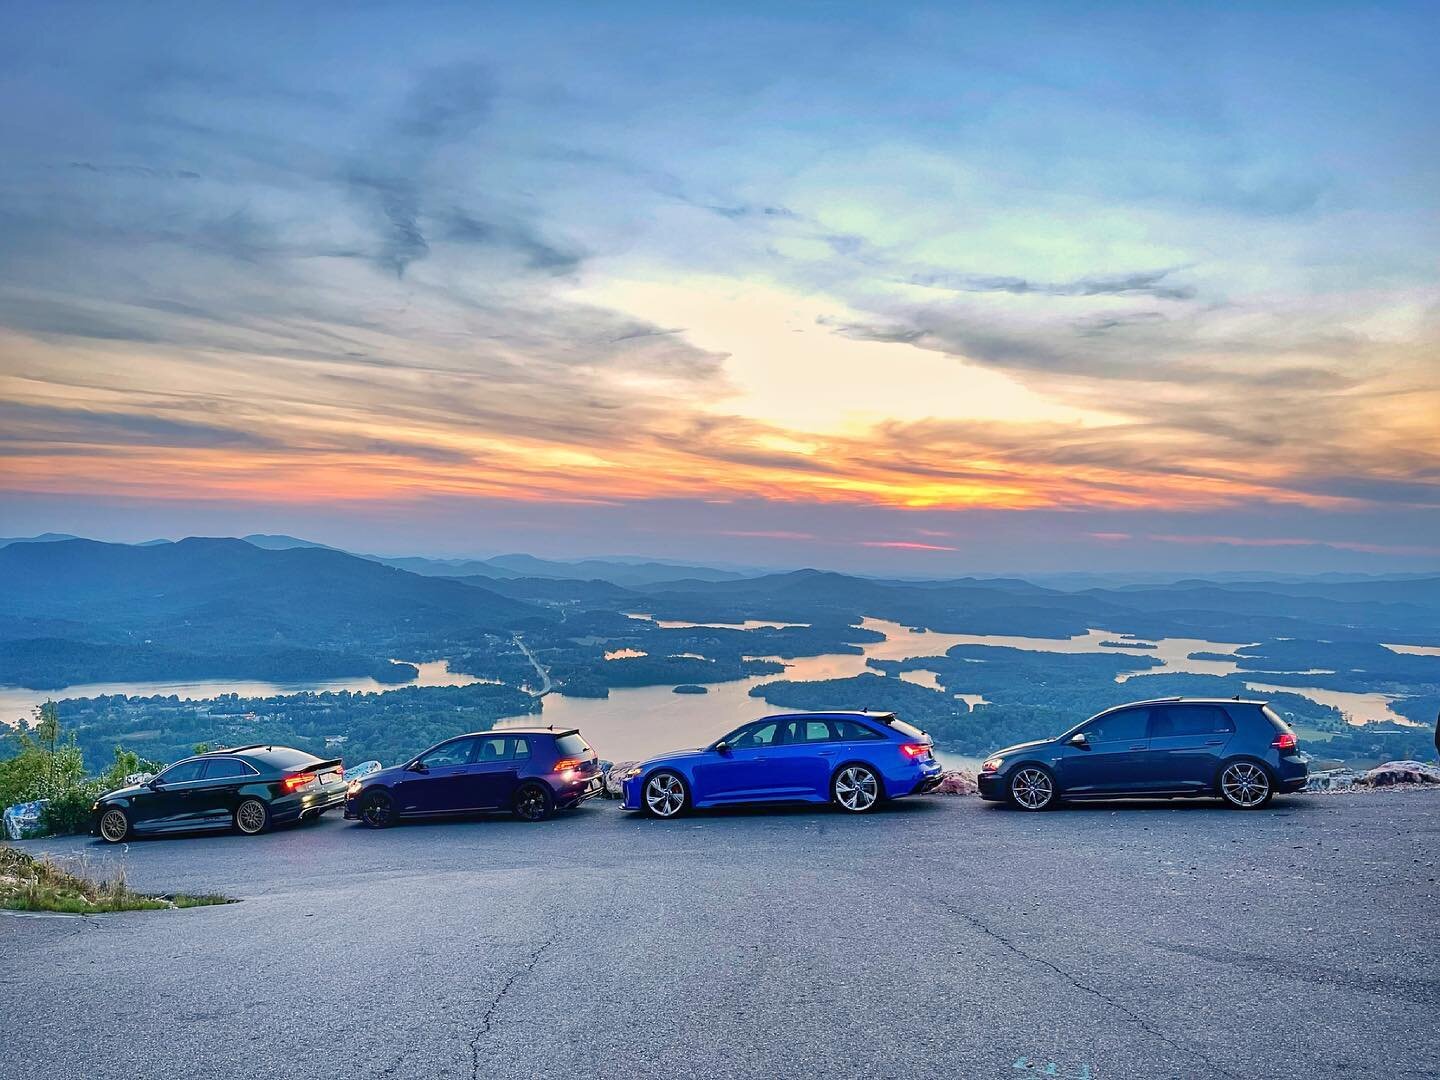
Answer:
xmin=148 ymin=779 xmax=162 ymax=790
xmin=1068 ymin=733 xmax=1090 ymax=748
xmin=714 ymin=741 xmax=731 ymax=755
xmin=407 ymin=760 xmax=428 ymax=773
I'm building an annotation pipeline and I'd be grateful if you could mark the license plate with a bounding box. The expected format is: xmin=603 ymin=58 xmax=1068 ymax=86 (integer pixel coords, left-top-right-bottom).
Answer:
xmin=321 ymin=771 xmax=341 ymax=785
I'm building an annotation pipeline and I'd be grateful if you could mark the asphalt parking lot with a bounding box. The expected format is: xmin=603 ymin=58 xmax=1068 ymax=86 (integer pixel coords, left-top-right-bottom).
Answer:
xmin=3 ymin=790 xmax=1437 ymax=1080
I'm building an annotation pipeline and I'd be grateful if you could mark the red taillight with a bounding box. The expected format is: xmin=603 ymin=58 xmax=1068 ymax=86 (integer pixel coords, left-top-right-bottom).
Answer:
xmin=553 ymin=758 xmax=583 ymax=772
xmin=901 ymin=743 xmax=930 ymax=758
xmin=281 ymin=772 xmax=316 ymax=792
xmin=1272 ymin=732 xmax=1297 ymax=751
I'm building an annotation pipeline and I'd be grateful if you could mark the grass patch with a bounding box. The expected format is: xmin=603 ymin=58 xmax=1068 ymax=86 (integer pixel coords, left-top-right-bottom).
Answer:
xmin=0 ymin=846 xmax=234 ymax=915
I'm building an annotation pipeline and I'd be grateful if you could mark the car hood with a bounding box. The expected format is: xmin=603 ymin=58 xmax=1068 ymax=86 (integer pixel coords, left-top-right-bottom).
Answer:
xmin=636 ymin=746 xmax=711 ymax=769
xmin=101 ymin=782 xmax=149 ymax=802
xmin=362 ymin=764 xmax=410 ymax=786
xmin=989 ymin=738 xmax=1055 ymax=760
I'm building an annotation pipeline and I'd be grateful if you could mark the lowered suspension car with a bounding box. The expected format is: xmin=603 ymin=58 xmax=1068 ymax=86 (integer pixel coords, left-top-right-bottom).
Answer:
xmin=977 ymin=697 xmax=1308 ymax=811
xmin=622 ymin=711 xmax=943 ymax=818
xmin=93 ymin=744 xmax=347 ymax=842
xmin=345 ymin=727 xmax=603 ymax=826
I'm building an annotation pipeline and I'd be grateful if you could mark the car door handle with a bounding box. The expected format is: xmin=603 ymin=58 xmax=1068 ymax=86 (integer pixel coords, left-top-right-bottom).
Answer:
xmin=819 ymin=750 xmax=836 ymax=756
xmin=1205 ymin=740 xmax=1224 ymax=746
xmin=1128 ymin=744 xmax=1147 ymax=751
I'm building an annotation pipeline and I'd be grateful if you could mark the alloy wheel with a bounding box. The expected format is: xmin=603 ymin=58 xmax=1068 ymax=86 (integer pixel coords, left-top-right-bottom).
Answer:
xmin=235 ymin=798 xmax=268 ymax=835
xmin=1221 ymin=762 xmax=1270 ymax=808
xmin=645 ymin=773 xmax=686 ymax=818
xmin=834 ymin=766 xmax=879 ymax=812
xmin=361 ymin=792 xmax=393 ymax=828
xmin=99 ymin=808 xmax=128 ymax=843
xmin=1010 ymin=768 xmax=1054 ymax=810
xmin=514 ymin=783 xmax=551 ymax=822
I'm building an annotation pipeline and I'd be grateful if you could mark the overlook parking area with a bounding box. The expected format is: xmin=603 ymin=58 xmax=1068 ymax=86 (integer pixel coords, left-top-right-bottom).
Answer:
xmin=3 ymin=792 xmax=1437 ymax=1080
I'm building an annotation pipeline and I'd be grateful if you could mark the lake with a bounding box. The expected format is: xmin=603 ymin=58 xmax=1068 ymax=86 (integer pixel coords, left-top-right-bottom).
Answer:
xmin=1 ymin=620 xmax=1412 ymax=749
xmin=0 ymin=659 xmax=489 ymax=727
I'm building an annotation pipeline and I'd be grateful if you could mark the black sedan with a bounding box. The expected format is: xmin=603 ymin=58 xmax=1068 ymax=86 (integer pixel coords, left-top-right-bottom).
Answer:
xmin=92 ymin=744 xmax=347 ymax=842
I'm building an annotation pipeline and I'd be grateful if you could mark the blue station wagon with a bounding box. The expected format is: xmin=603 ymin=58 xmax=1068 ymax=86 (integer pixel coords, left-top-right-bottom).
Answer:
xmin=622 ymin=711 xmax=944 ymax=817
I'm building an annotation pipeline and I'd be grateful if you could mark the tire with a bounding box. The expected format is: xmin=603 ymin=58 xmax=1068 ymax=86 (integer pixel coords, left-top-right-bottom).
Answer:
xmin=1218 ymin=759 xmax=1273 ymax=809
xmin=832 ymin=763 xmax=882 ymax=813
xmin=98 ymin=807 xmax=130 ymax=844
xmin=642 ymin=770 xmax=689 ymax=819
xmin=359 ymin=789 xmax=396 ymax=829
xmin=233 ymin=797 xmax=271 ymax=836
xmin=1007 ymin=765 xmax=1058 ymax=811
xmin=512 ymin=781 xmax=555 ymax=822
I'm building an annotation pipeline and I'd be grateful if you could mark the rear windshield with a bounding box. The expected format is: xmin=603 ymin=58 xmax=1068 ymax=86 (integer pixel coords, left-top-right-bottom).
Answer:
xmin=555 ymin=733 xmax=590 ymax=756
xmin=1260 ymin=705 xmax=1294 ymax=735
xmin=249 ymin=747 xmax=324 ymax=770
xmin=885 ymin=716 xmax=927 ymax=739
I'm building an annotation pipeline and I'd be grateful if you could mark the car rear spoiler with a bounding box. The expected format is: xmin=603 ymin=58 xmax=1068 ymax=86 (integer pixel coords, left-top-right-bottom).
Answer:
xmin=879 ymin=713 xmax=930 ymax=736
xmin=307 ymin=757 xmax=344 ymax=773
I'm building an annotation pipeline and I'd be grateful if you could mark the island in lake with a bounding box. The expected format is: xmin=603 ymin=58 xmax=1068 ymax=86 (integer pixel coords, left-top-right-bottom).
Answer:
xmin=1100 ymin=640 xmax=1157 ymax=649
xmin=673 ymin=684 xmax=709 ymax=695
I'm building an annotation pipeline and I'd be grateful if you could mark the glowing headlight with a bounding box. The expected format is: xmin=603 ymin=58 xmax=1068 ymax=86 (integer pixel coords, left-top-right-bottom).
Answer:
xmin=346 ymin=780 xmax=363 ymax=797
xmin=981 ymin=758 xmax=1002 ymax=774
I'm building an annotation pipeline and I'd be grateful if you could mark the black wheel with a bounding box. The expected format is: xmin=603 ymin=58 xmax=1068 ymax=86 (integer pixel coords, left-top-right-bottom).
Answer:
xmin=359 ymin=790 xmax=396 ymax=829
xmin=234 ymin=797 xmax=271 ymax=835
xmin=1007 ymin=765 xmax=1058 ymax=811
xmin=98 ymin=807 xmax=130 ymax=843
xmin=642 ymin=770 xmax=688 ymax=819
xmin=831 ymin=764 xmax=882 ymax=813
xmin=512 ymin=782 xmax=555 ymax=822
xmin=1218 ymin=760 xmax=1273 ymax=809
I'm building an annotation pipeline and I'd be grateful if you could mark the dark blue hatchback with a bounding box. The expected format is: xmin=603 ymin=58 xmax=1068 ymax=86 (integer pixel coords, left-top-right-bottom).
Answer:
xmin=345 ymin=728 xmax=603 ymax=826
xmin=977 ymin=697 xmax=1308 ymax=811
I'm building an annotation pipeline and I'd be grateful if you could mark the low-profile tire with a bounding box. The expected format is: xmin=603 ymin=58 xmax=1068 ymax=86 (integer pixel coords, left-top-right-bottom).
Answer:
xmin=233 ymin=797 xmax=271 ymax=836
xmin=1007 ymin=765 xmax=1058 ymax=811
xmin=98 ymin=807 xmax=130 ymax=844
xmin=1218 ymin=759 xmax=1273 ymax=809
xmin=642 ymin=770 xmax=688 ymax=819
xmin=512 ymin=781 xmax=555 ymax=822
xmin=359 ymin=790 xmax=396 ymax=829
xmin=832 ymin=763 xmax=882 ymax=813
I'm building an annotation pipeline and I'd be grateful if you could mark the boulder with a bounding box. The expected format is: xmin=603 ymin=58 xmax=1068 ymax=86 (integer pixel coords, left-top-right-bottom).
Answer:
xmin=603 ymin=760 xmax=643 ymax=798
xmin=933 ymin=769 xmax=979 ymax=796
xmin=1359 ymin=760 xmax=1440 ymax=787
xmin=1305 ymin=768 xmax=1362 ymax=792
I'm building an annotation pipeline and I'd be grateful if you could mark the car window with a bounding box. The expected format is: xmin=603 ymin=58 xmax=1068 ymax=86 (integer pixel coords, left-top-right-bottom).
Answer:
xmin=886 ymin=716 xmax=927 ymax=739
xmin=475 ymin=737 xmax=512 ymax=763
xmin=833 ymin=719 xmax=885 ymax=741
xmin=729 ymin=721 xmax=781 ymax=750
xmin=420 ymin=737 xmax=478 ymax=768
xmin=202 ymin=758 xmax=252 ymax=780
xmin=512 ymin=737 xmax=530 ymax=759
xmin=1153 ymin=705 xmax=1235 ymax=738
xmin=156 ymin=760 xmax=205 ymax=785
xmin=803 ymin=720 xmax=833 ymax=743
xmin=555 ymin=733 xmax=589 ymax=756
xmin=1083 ymin=709 xmax=1149 ymax=744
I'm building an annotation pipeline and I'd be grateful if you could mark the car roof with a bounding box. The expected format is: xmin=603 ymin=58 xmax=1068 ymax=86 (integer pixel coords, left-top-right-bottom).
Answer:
xmin=758 ymin=711 xmax=896 ymax=723
xmin=449 ymin=727 xmax=579 ymax=738
xmin=1093 ymin=696 xmax=1266 ymax=716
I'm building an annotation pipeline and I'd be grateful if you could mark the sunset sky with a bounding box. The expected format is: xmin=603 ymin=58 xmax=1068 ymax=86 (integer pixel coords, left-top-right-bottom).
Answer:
xmin=1 ymin=3 xmax=1436 ymax=572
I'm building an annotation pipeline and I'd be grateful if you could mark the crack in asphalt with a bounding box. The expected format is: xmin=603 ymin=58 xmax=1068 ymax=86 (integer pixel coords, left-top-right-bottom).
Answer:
xmin=469 ymin=935 xmax=556 ymax=1079
xmin=937 ymin=899 xmax=1248 ymax=1080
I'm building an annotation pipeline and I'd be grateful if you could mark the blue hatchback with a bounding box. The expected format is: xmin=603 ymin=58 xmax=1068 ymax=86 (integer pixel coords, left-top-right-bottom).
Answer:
xmin=977 ymin=697 xmax=1309 ymax=811
xmin=345 ymin=727 xmax=603 ymax=826
xmin=621 ymin=711 xmax=943 ymax=818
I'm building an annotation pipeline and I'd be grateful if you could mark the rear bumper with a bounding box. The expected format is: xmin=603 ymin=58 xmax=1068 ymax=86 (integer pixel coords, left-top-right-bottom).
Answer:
xmin=274 ymin=782 xmax=347 ymax=823
xmin=557 ymin=775 xmax=604 ymax=807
